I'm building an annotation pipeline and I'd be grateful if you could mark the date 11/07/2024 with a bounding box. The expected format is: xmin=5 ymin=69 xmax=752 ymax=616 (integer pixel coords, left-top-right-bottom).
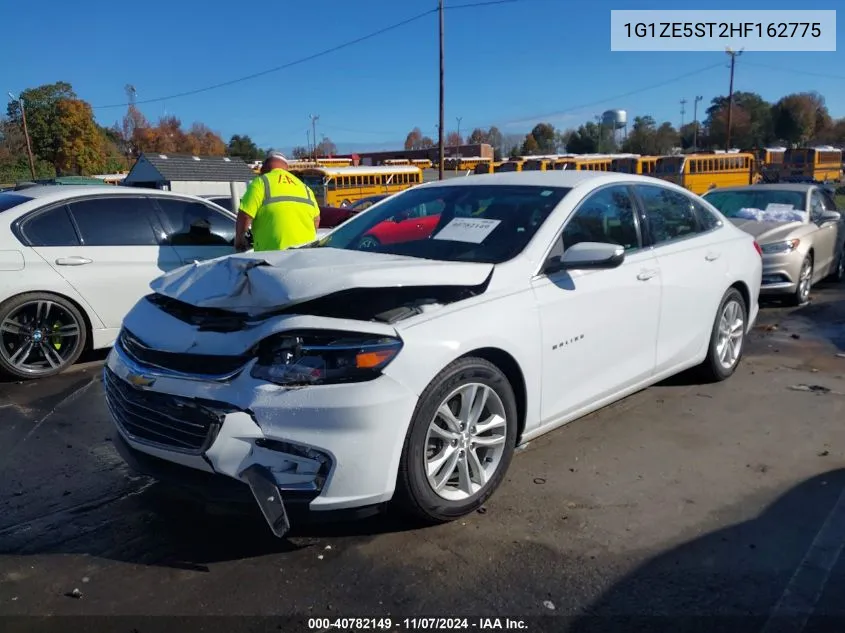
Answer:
xmin=307 ymin=617 xmax=529 ymax=630
xmin=623 ymin=22 xmax=821 ymax=39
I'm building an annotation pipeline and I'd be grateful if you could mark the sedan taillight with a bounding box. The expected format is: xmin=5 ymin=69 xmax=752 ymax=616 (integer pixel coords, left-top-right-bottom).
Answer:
xmin=753 ymin=241 xmax=762 ymax=257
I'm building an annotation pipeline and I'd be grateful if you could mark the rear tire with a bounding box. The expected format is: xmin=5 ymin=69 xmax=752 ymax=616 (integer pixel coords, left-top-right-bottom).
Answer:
xmin=697 ymin=288 xmax=747 ymax=383
xmin=0 ymin=292 xmax=87 ymax=379
xmin=827 ymin=250 xmax=845 ymax=283
xmin=394 ymin=357 xmax=518 ymax=523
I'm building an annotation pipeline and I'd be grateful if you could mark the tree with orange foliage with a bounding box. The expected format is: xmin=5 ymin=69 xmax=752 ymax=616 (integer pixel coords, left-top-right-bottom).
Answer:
xmin=54 ymin=99 xmax=107 ymax=175
xmin=446 ymin=131 xmax=463 ymax=146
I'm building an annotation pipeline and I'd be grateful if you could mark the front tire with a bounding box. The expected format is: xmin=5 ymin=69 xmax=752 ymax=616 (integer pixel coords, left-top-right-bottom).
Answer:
xmin=697 ymin=287 xmax=747 ymax=383
xmin=0 ymin=292 xmax=87 ymax=379
xmin=395 ymin=357 xmax=518 ymax=523
xmin=786 ymin=255 xmax=813 ymax=306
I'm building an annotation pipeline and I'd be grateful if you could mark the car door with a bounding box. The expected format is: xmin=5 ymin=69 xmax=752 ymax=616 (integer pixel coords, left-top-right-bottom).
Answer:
xmin=632 ymin=184 xmax=729 ymax=373
xmin=152 ymin=197 xmax=236 ymax=265
xmin=810 ymin=189 xmax=839 ymax=277
xmin=530 ymin=184 xmax=661 ymax=422
xmin=27 ymin=195 xmax=183 ymax=330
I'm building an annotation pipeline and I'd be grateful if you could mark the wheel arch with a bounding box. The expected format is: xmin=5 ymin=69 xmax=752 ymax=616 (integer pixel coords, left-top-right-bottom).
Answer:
xmin=457 ymin=347 xmax=528 ymax=443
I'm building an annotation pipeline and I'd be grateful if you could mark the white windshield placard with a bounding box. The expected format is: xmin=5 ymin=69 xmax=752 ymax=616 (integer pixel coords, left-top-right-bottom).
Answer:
xmin=766 ymin=203 xmax=795 ymax=211
xmin=433 ymin=218 xmax=501 ymax=243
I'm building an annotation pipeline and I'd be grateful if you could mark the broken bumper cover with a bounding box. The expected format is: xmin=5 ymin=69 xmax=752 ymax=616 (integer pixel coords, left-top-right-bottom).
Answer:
xmin=104 ymin=344 xmax=419 ymax=538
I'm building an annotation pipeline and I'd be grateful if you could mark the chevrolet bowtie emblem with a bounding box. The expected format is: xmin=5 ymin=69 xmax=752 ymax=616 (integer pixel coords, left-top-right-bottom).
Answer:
xmin=126 ymin=372 xmax=156 ymax=388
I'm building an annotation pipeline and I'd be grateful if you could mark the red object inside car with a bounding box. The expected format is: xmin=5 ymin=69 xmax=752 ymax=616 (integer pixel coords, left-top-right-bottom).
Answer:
xmin=319 ymin=206 xmax=356 ymax=228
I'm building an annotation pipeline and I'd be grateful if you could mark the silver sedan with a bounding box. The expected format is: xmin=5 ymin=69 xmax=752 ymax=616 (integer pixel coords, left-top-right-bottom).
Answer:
xmin=703 ymin=184 xmax=845 ymax=305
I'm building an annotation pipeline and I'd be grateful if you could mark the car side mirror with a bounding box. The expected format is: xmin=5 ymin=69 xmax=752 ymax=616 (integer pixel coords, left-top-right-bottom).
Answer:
xmin=818 ymin=210 xmax=841 ymax=224
xmin=543 ymin=241 xmax=625 ymax=274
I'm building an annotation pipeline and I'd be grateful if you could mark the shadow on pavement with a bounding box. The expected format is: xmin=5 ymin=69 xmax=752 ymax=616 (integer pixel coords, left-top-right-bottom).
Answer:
xmin=566 ymin=469 xmax=845 ymax=633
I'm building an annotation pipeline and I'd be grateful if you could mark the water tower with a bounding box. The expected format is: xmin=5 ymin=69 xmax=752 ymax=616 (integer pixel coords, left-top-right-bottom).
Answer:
xmin=601 ymin=109 xmax=628 ymax=146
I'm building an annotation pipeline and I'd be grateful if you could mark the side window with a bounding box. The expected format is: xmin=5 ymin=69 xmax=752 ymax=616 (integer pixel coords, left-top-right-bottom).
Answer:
xmin=67 ymin=197 xmax=159 ymax=246
xmin=636 ymin=185 xmax=701 ymax=245
xmin=154 ymin=199 xmax=235 ymax=246
xmin=20 ymin=206 xmax=80 ymax=247
xmin=693 ymin=199 xmax=723 ymax=231
xmin=821 ymin=190 xmax=838 ymax=211
xmin=810 ymin=191 xmax=824 ymax=216
xmin=561 ymin=186 xmax=640 ymax=252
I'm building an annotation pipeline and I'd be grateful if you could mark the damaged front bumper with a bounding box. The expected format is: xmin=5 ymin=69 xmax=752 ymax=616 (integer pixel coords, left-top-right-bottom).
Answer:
xmin=104 ymin=342 xmax=418 ymax=538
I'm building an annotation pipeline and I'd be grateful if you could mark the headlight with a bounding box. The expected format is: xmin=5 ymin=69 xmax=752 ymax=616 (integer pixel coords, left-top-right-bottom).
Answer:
xmin=760 ymin=239 xmax=800 ymax=255
xmin=250 ymin=330 xmax=402 ymax=386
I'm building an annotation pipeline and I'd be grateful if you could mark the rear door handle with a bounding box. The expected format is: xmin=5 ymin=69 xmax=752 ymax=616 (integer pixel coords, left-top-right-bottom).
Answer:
xmin=55 ymin=256 xmax=93 ymax=266
xmin=637 ymin=269 xmax=659 ymax=281
xmin=705 ymin=251 xmax=721 ymax=261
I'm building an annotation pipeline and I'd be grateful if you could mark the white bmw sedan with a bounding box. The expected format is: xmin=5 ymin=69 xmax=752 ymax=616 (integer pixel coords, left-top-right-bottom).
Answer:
xmin=0 ymin=186 xmax=237 ymax=379
xmin=105 ymin=171 xmax=762 ymax=537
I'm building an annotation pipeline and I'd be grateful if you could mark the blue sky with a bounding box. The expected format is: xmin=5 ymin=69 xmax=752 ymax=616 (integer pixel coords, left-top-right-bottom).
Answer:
xmin=2 ymin=0 xmax=843 ymax=153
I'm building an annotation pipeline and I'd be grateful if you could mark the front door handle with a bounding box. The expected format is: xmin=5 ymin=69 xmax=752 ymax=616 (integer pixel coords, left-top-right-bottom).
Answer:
xmin=55 ymin=256 xmax=93 ymax=266
xmin=637 ymin=269 xmax=659 ymax=281
xmin=705 ymin=251 xmax=721 ymax=261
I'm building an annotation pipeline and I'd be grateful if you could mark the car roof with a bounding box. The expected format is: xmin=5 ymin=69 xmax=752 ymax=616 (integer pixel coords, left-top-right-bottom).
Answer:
xmin=413 ymin=170 xmax=669 ymax=190
xmin=4 ymin=184 xmax=212 ymax=204
xmin=704 ymin=183 xmax=815 ymax=194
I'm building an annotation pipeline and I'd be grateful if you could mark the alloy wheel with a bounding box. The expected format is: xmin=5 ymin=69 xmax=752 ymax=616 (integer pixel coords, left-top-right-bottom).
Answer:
xmin=797 ymin=259 xmax=813 ymax=303
xmin=716 ymin=299 xmax=744 ymax=370
xmin=0 ymin=299 xmax=83 ymax=376
xmin=424 ymin=383 xmax=508 ymax=501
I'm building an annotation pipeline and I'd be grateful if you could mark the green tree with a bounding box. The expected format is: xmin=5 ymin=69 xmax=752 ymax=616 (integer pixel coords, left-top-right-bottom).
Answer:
xmin=486 ymin=126 xmax=503 ymax=150
xmin=566 ymin=123 xmax=598 ymax=154
xmin=528 ymin=123 xmax=556 ymax=154
xmin=467 ymin=128 xmax=488 ymax=144
xmin=227 ymin=134 xmax=263 ymax=160
xmin=772 ymin=92 xmax=830 ymax=145
xmin=291 ymin=146 xmax=309 ymax=159
xmin=705 ymin=92 xmax=773 ymax=149
xmin=6 ymin=82 xmax=76 ymax=168
xmin=520 ymin=134 xmax=540 ymax=155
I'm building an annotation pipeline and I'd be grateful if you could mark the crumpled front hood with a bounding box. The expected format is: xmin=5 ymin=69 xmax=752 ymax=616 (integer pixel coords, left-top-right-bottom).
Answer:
xmin=149 ymin=247 xmax=494 ymax=315
xmin=728 ymin=219 xmax=804 ymax=244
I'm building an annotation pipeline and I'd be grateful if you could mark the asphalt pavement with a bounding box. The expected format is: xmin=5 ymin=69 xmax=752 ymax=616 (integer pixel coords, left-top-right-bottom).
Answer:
xmin=1 ymin=286 xmax=844 ymax=633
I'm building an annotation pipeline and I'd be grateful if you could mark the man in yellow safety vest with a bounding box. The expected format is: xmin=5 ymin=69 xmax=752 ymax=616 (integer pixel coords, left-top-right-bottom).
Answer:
xmin=235 ymin=151 xmax=320 ymax=252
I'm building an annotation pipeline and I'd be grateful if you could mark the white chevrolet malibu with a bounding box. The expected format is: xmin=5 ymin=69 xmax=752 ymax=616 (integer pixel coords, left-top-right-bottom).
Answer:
xmin=105 ymin=171 xmax=762 ymax=537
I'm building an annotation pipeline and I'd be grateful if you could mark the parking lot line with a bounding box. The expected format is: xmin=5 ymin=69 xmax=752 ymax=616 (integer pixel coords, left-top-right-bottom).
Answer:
xmin=760 ymin=482 xmax=845 ymax=633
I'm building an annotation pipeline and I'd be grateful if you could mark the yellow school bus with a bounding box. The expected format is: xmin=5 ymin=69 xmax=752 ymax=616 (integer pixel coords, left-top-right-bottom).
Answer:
xmin=316 ymin=158 xmax=353 ymax=168
xmin=780 ymin=147 xmax=842 ymax=183
xmin=411 ymin=159 xmax=433 ymax=169
xmin=384 ymin=159 xmax=411 ymax=166
xmin=473 ymin=162 xmax=498 ymax=175
xmin=289 ymin=165 xmax=422 ymax=207
xmin=610 ymin=156 xmax=660 ymax=175
xmin=522 ymin=158 xmax=551 ymax=171
xmin=653 ymin=152 xmax=755 ymax=194
xmin=494 ymin=159 xmax=524 ymax=172
xmin=443 ymin=156 xmax=492 ymax=171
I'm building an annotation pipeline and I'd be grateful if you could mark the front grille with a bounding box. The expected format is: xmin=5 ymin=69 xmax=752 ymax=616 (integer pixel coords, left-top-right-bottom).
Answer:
xmin=145 ymin=293 xmax=258 ymax=332
xmin=118 ymin=328 xmax=250 ymax=378
xmin=104 ymin=367 xmax=231 ymax=453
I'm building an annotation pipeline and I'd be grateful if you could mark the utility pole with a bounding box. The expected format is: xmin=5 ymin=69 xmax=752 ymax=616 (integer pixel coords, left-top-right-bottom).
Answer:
xmin=725 ymin=48 xmax=743 ymax=151
xmin=8 ymin=92 xmax=36 ymax=180
xmin=438 ymin=0 xmax=445 ymax=180
xmin=309 ymin=114 xmax=320 ymax=158
xmin=456 ymin=116 xmax=462 ymax=157
xmin=680 ymin=99 xmax=687 ymax=129
xmin=306 ymin=129 xmax=311 ymax=156
xmin=692 ymin=95 xmax=703 ymax=151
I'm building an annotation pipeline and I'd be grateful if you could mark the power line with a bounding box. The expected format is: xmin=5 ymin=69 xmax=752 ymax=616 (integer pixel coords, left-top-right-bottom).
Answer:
xmin=741 ymin=60 xmax=845 ymax=82
xmin=92 ymin=0 xmax=527 ymax=110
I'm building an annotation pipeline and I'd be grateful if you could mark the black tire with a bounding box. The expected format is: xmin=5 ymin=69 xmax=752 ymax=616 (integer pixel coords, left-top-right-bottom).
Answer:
xmin=697 ymin=287 xmax=748 ymax=383
xmin=785 ymin=255 xmax=813 ymax=306
xmin=826 ymin=249 xmax=845 ymax=283
xmin=0 ymin=292 xmax=87 ymax=379
xmin=394 ymin=357 xmax=518 ymax=523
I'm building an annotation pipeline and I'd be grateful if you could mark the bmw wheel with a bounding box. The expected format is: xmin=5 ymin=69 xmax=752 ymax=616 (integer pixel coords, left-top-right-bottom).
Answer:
xmin=395 ymin=357 xmax=518 ymax=522
xmin=697 ymin=287 xmax=747 ymax=383
xmin=0 ymin=293 xmax=87 ymax=379
xmin=787 ymin=255 xmax=813 ymax=306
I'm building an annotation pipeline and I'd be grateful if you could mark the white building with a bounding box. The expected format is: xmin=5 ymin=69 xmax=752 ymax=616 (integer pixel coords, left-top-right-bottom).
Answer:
xmin=123 ymin=153 xmax=256 ymax=198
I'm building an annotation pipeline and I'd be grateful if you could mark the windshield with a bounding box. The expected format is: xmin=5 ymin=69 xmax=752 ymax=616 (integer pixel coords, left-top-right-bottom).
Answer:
xmin=703 ymin=189 xmax=806 ymax=218
xmin=351 ymin=195 xmax=387 ymax=212
xmin=313 ymin=184 xmax=571 ymax=264
xmin=0 ymin=193 xmax=33 ymax=211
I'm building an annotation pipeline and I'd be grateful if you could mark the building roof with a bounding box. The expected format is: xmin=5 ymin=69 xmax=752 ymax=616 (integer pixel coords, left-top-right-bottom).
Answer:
xmin=127 ymin=153 xmax=256 ymax=183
